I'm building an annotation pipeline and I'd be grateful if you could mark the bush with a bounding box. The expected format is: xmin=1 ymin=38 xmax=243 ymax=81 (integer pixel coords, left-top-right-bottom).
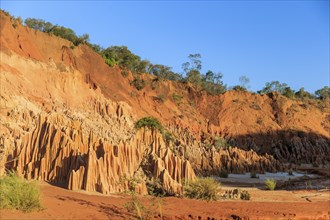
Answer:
xmin=131 ymin=77 xmax=145 ymax=90
xmin=288 ymin=170 xmax=294 ymax=176
xmin=121 ymin=70 xmax=129 ymax=77
xmin=154 ymin=94 xmax=166 ymax=103
xmin=101 ymin=46 xmax=147 ymax=74
xmin=25 ymin=18 xmax=89 ymax=46
xmin=264 ymin=178 xmax=276 ymax=190
xmin=214 ymin=136 xmax=230 ymax=150
xmin=0 ymin=171 xmax=42 ymax=212
xmin=184 ymin=177 xmax=220 ymax=201
xmin=172 ymin=93 xmax=183 ymax=105
xmin=219 ymin=170 xmax=228 ymax=178
xmin=250 ymin=171 xmax=259 ymax=178
xmin=124 ymin=194 xmax=153 ymax=220
xmin=146 ymin=179 xmax=167 ymax=197
xmin=135 ymin=117 xmax=163 ymax=133
xmin=163 ymin=131 xmax=174 ymax=144
xmin=240 ymin=190 xmax=251 ymax=200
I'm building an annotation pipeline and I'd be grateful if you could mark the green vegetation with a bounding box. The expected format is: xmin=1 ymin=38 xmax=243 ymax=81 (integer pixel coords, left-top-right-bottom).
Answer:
xmin=163 ymin=131 xmax=174 ymax=144
xmin=264 ymin=178 xmax=276 ymax=190
xmin=2 ymin=10 xmax=328 ymax=99
xmin=182 ymin=54 xmax=227 ymax=95
xmin=240 ymin=190 xmax=251 ymax=200
xmin=172 ymin=93 xmax=183 ymax=105
xmin=149 ymin=64 xmax=182 ymax=81
xmin=295 ymin=87 xmax=315 ymax=100
xmin=101 ymin=46 xmax=148 ymax=74
xmin=146 ymin=179 xmax=167 ymax=197
xmin=184 ymin=177 xmax=220 ymax=201
xmin=257 ymin=81 xmax=327 ymax=102
xmin=315 ymin=86 xmax=330 ymax=100
xmin=239 ymin=75 xmax=250 ymax=90
xmin=258 ymin=81 xmax=288 ymax=94
xmin=154 ymin=94 xmax=166 ymax=103
xmin=124 ymin=194 xmax=154 ymax=220
xmin=135 ymin=117 xmax=163 ymax=132
xmin=0 ymin=171 xmax=42 ymax=212
xmin=25 ymin=18 xmax=90 ymax=46
xmin=250 ymin=171 xmax=259 ymax=178
xmin=231 ymin=85 xmax=247 ymax=92
xmin=214 ymin=136 xmax=230 ymax=150
xmin=131 ymin=76 xmax=146 ymax=90
xmin=219 ymin=170 xmax=229 ymax=178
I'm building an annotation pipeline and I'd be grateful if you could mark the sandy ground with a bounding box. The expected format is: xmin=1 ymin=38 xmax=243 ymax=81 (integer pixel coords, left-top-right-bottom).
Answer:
xmin=1 ymin=181 xmax=330 ymax=220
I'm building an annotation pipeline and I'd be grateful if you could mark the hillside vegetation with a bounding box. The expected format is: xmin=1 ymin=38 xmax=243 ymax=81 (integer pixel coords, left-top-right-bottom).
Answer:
xmin=0 ymin=10 xmax=329 ymax=196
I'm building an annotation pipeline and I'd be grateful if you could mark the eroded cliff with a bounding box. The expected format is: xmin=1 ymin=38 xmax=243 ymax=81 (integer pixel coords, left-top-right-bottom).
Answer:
xmin=1 ymin=11 xmax=329 ymax=195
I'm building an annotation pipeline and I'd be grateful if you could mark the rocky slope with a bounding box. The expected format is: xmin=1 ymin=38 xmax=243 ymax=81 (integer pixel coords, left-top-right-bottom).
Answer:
xmin=0 ymin=11 xmax=329 ymax=195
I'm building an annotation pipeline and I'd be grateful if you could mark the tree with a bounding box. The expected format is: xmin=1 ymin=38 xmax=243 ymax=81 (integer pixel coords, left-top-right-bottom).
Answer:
xmin=201 ymin=70 xmax=226 ymax=95
xmin=315 ymin=86 xmax=330 ymax=100
xmin=295 ymin=87 xmax=315 ymax=100
xmin=75 ymin=33 xmax=90 ymax=45
xmin=258 ymin=81 xmax=288 ymax=94
xmin=239 ymin=76 xmax=250 ymax=90
xmin=149 ymin=64 xmax=182 ymax=81
xmin=101 ymin=46 xmax=142 ymax=73
xmin=88 ymin=43 xmax=103 ymax=53
xmin=182 ymin=54 xmax=202 ymax=84
xmin=282 ymin=87 xmax=295 ymax=99
xmin=25 ymin=18 xmax=89 ymax=46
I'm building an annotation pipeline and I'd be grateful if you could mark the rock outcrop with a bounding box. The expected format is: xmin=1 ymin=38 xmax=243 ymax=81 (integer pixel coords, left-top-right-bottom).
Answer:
xmin=1 ymin=10 xmax=329 ymax=196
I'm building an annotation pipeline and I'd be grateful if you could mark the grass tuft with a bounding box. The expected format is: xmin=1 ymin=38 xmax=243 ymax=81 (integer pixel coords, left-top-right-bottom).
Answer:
xmin=264 ymin=178 xmax=276 ymax=190
xmin=184 ymin=177 xmax=220 ymax=201
xmin=0 ymin=171 xmax=42 ymax=212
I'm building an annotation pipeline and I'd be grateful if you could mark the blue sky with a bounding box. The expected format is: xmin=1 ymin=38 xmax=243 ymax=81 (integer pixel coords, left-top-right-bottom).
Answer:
xmin=1 ymin=1 xmax=329 ymax=92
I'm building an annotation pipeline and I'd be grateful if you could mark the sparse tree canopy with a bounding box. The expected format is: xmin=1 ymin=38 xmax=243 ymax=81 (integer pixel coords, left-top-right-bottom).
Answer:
xmin=25 ymin=18 xmax=89 ymax=46
xmin=101 ymin=46 xmax=148 ymax=74
xmin=239 ymin=76 xmax=250 ymax=90
xmin=295 ymin=87 xmax=315 ymax=100
xmin=201 ymin=70 xmax=226 ymax=95
xmin=282 ymin=87 xmax=295 ymax=99
xmin=315 ymin=86 xmax=330 ymax=100
xmin=149 ymin=64 xmax=182 ymax=81
xmin=182 ymin=54 xmax=202 ymax=84
xmin=135 ymin=117 xmax=163 ymax=132
xmin=258 ymin=81 xmax=288 ymax=94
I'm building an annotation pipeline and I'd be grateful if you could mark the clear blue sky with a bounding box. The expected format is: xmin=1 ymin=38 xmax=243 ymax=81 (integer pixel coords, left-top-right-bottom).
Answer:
xmin=1 ymin=1 xmax=329 ymax=92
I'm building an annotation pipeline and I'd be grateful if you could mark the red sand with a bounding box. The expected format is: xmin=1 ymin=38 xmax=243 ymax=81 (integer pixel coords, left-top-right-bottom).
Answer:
xmin=1 ymin=182 xmax=329 ymax=220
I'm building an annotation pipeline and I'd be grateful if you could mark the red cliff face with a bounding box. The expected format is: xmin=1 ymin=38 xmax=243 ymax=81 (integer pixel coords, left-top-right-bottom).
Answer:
xmin=1 ymin=11 xmax=329 ymax=194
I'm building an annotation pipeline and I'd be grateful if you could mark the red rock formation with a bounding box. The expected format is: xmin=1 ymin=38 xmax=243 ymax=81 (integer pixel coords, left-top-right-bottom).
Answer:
xmin=0 ymin=11 xmax=329 ymax=196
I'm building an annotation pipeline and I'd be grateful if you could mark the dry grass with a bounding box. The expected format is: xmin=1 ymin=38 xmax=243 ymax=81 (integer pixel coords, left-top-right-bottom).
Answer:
xmin=0 ymin=171 xmax=42 ymax=212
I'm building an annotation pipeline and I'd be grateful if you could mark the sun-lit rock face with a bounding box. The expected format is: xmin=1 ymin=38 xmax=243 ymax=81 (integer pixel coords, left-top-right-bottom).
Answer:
xmin=2 ymin=107 xmax=195 ymax=194
xmin=0 ymin=11 xmax=329 ymax=195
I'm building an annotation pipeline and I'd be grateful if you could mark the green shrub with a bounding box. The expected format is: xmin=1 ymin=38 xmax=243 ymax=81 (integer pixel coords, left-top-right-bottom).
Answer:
xmin=131 ymin=77 xmax=145 ymax=90
xmin=214 ymin=136 xmax=230 ymax=150
xmin=288 ymin=170 xmax=294 ymax=176
xmin=184 ymin=177 xmax=220 ymax=201
xmin=219 ymin=170 xmax=228 ymax=178
xmin=121 ymin=69 xmax=129 ymax=77
xmin=250 ymin=171 xmax=259 ymax=178
xmin=135 ymin=117 xmax=163 ymax=132
xmin=172 ymin=93 xmax=183 ymax=105
xmin=146 ymin=179 xmax=167 ymax=197
xmin=264 ymin=178 xmax=276 ymax=190
xmin=163 ymin=131 xmax=174 ymax=144
xmin=0 ymin=171 xmax=42 ymax=212
xmin=240 ymin=190 xmax=250 ymax=200
xmin=155 ymin=94 xmax=166 ymax=103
